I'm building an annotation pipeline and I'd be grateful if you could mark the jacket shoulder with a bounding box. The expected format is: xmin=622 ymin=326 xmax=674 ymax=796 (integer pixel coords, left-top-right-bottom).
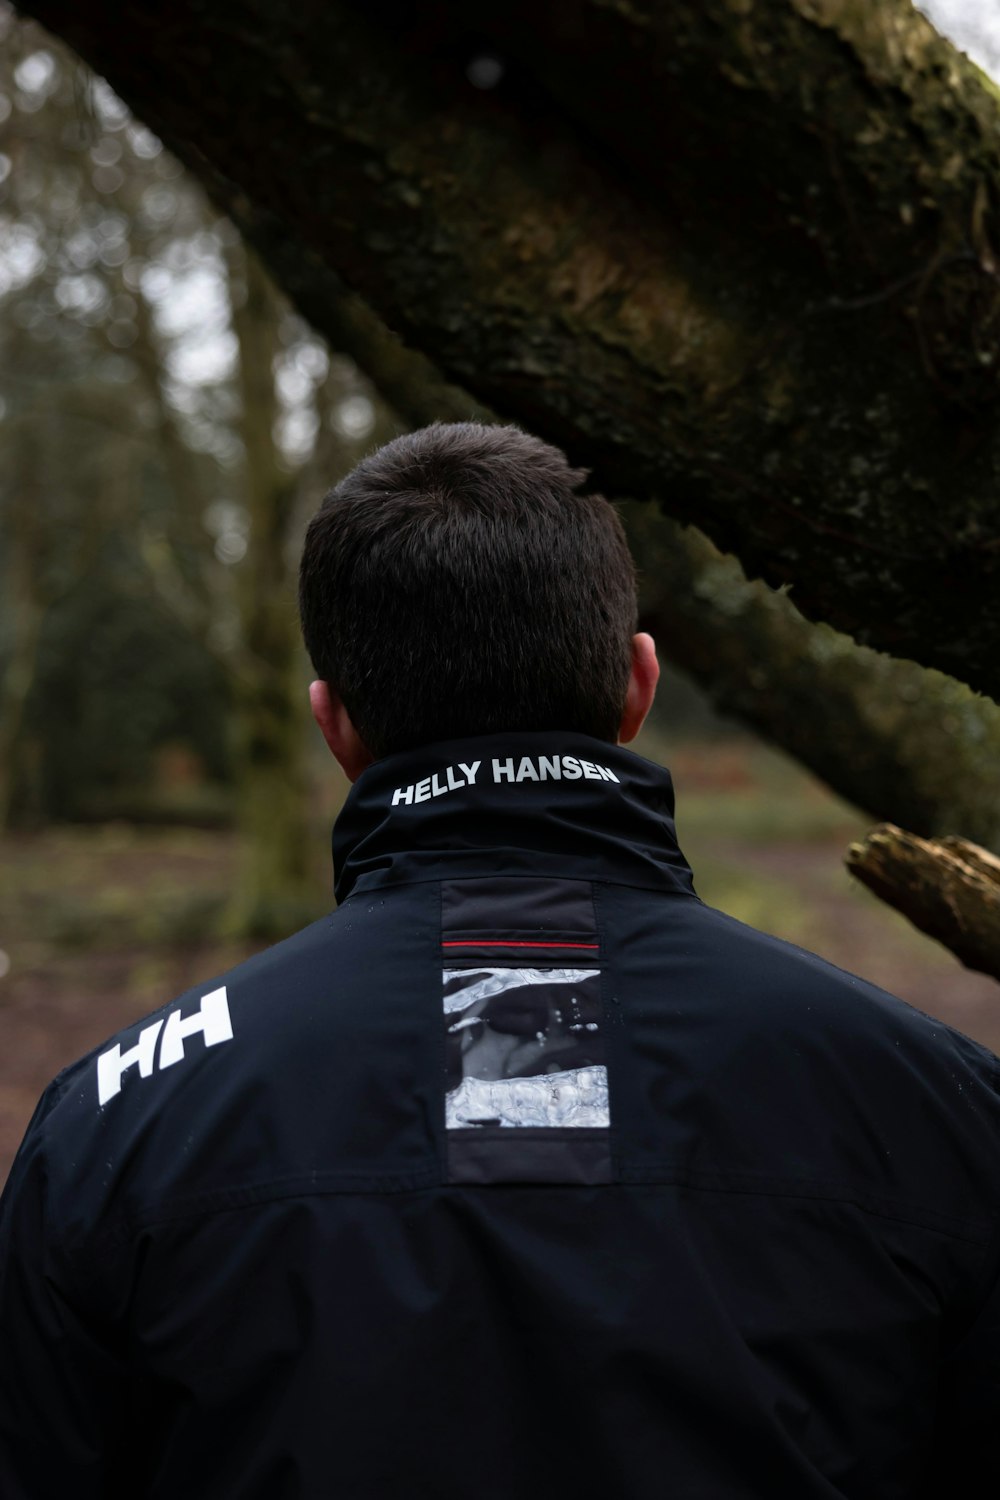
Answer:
xmin=50 ymin=910 xmax=342 ymax=1104
xmin=17 ymin=885 xmax=441 ymax=1251
xmin=621 ymin=895 xmax=1000 ymax=1226
xmin=693 ymin=898 xmax=996 ymax=1063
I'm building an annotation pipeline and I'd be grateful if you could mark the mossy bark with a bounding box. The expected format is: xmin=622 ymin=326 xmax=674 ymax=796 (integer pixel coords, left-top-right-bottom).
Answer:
xmin=627 ymin=507 xmax=1000 ymax=852
xmin=22 ymin=0 xmax=1000 ymax=700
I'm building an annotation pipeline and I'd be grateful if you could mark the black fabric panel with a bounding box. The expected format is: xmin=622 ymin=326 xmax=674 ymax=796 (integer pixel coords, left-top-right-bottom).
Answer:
xmin=441 ymin=874 xmax=596 ymax=942
xmin=78 ymin=1184 xmax=978 ymax=1498
xmin=447 ymin=1127 xmax=613 ymax=1184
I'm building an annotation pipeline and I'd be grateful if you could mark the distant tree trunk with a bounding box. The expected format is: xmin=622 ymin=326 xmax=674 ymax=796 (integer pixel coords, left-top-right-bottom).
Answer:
xmin=226 ymin=248 xmax=316 ymax=937
xmin=125 ymin=236 xmax=318 ymax=935
xmin=0 ymin=424 xmax=46 ymax=831
xmin=22 ymin=0 xmax=1000 ymax=703
xmin=128 ymin=275 xmax=220 ymax=641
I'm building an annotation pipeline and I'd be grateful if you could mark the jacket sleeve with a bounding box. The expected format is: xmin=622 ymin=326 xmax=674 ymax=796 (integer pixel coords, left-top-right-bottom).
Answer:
xmin=0 ymin=1080 xmax=129 ymax=1498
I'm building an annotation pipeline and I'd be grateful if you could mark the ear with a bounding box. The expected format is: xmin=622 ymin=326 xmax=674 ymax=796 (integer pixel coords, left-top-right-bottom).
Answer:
xmin=309 ymin=681 xmax=374 ymax=783
xmin=618 ymin=633 xmax=660 ymax=745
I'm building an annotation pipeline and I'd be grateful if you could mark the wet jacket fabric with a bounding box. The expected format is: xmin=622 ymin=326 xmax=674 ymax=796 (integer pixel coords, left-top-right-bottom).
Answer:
xmin=2 ymin=731 xmax=1000 ymax=1499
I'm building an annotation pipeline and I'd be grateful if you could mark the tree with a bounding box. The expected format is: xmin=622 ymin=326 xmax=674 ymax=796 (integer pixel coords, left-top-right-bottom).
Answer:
xmin=626 ymin=507 xmax=1000 ymax=854
xmin=0 ymin=17 xmax=397 ymax=930
xmin=11 ymin=0 xmax=1000 ymax=969
xmin=18 ymin=0 xmax=1000 ymax=702
xmin=0 ymin=17 xmax=240 ymax=826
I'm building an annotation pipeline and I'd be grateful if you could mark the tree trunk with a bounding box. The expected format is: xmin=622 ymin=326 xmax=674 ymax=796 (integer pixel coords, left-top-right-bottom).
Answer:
xmin=225 ymin=248 xmax=317 ymax=937
xmin=0 ymin=423 xmax=46 ymax=831
xmin=846 ymin=826 xmax=1000 ymax=982
xmin=128 ymin=273 xmax=221 ymax=640
xmin=21 ymin=0 xmax=1000 ymax=702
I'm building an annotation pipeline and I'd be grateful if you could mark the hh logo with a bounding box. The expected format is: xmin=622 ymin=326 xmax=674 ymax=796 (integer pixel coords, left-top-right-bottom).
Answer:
xmin=97 ymin=986 xmax=233 ymax=1106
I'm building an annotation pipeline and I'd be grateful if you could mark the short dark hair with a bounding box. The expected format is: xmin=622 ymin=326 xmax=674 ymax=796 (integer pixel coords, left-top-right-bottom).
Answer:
xmin=298 ymin=422 xmax=637 ymax=758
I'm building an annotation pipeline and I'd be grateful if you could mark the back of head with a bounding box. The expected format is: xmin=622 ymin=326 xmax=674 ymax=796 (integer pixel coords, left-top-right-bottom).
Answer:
xmin=298 ymin=422 xmax=637 ymax=758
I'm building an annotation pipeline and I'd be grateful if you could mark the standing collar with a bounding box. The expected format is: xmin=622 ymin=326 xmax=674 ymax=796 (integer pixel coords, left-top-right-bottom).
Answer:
xmin=332 ymin=732 xmax=697 ymax=904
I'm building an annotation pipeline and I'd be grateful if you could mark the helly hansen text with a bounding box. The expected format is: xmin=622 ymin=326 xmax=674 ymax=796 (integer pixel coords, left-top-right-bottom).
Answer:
xmin=392 ymin=761 xmax=481 ymax=806
xmin=97 ymin=986 xmax=233 ymax=1105
xmin=491 ymin=755 xmax=619 ymax=784
xmin=391 ymin=755 xmax=620 ymax=806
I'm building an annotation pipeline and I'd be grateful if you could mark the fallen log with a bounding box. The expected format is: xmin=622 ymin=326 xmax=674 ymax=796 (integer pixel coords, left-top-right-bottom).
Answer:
xmin=846 ymin=824 xmax=1000 ymax=982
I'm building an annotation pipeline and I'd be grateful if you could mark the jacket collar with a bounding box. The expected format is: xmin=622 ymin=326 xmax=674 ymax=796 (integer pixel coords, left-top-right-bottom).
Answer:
xmin=332 ymin=732 xmax=697 ymax=904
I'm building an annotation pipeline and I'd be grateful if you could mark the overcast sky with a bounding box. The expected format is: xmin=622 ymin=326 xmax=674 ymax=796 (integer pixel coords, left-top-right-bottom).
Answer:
xmin=917 ymin=0 xmax=1000 ymax=79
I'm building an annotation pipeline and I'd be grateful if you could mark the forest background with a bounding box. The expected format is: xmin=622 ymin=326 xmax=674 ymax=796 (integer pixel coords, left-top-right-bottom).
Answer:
xmin=2 ymin=0 xmax=1000 ymax=1179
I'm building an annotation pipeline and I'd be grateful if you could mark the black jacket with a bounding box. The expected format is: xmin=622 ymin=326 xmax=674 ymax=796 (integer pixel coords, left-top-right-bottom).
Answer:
xmin=2 ymin=733 xmax=1000 ymax=1499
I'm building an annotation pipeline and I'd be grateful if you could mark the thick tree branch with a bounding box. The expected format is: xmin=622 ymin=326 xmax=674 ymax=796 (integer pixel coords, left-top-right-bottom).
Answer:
xmin=19 ymin=0 xmax=1000 ymax=698
xmin=629 ymin=509 xmax=1000 ymax=852
xmin=846 ymin=825 xmax=1000 ymax=981
xmin=273 ymin=264 xmax=491 ymax=431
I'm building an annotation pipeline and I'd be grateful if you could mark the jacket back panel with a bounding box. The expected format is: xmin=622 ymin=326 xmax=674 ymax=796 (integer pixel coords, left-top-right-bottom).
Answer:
xmin=11 ymin=867 xmax=1000 ymax=1500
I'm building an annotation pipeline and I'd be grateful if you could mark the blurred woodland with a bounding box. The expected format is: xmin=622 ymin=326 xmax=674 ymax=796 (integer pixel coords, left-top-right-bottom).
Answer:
xmin=3 ymin=1 xmax=1000 ymax=1172
xmin=0 ymin=11 xmax=402 ymax=931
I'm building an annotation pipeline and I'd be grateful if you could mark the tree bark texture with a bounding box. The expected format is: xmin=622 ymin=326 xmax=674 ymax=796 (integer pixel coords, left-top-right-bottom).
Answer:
xmin=627 ymin=507 xmax=1000 ymax=852
xmin=21 ymin=0 xmax=1000 ymax=699
xmin=846 ymin=824 xmax=1000 ymax=982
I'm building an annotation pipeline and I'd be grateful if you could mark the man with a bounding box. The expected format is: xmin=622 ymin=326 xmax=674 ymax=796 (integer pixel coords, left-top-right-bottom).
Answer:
xmin=1 ymin=421 xmax=998 ymax=1498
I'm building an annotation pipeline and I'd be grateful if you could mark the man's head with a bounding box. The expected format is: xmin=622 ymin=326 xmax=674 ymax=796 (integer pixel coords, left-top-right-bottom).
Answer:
xmin=299 ymin=421 xmax=657 ymax=778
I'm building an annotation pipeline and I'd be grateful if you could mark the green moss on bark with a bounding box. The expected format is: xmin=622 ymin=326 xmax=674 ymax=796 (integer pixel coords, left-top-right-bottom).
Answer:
xmin=22 ymin=0 xmax=1000 ymax=700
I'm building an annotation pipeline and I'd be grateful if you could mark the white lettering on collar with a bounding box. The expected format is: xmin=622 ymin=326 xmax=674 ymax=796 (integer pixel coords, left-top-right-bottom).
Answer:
xmin=390 ymin=754 xmax=619 ymax=807
xmin=392 ymin=760 xmax=481 ymax=806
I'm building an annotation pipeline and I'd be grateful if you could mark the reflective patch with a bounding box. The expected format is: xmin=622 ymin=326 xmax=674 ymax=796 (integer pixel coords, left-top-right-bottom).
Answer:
xmin=443 ymin=967 xmax=608 ymax=1129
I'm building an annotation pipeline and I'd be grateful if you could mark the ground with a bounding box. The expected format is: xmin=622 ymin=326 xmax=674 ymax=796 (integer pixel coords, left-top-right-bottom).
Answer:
xmin=1 ymin=736 xmax=997 ymax=1184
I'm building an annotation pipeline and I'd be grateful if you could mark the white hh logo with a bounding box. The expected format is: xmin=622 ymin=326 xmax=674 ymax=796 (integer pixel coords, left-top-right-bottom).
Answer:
xmin=96 ymin=986 xmax=234 ymax=1106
